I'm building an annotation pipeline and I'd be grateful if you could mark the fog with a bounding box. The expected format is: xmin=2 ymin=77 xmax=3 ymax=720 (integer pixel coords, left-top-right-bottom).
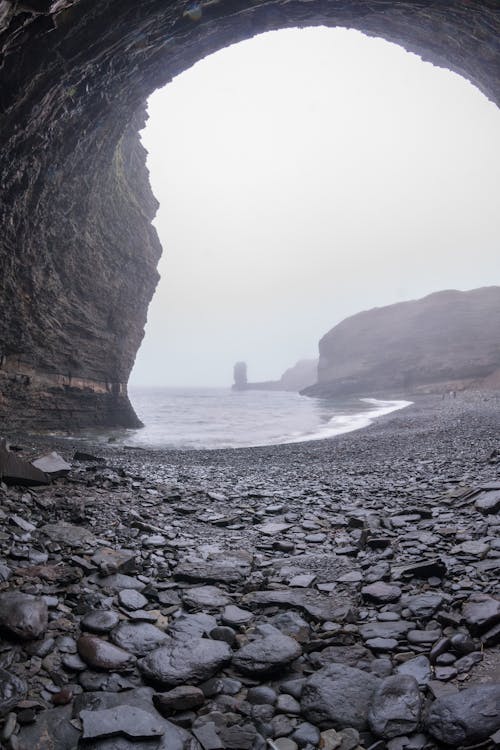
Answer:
xmin=131 ymin=27 xmax=500 ymax=387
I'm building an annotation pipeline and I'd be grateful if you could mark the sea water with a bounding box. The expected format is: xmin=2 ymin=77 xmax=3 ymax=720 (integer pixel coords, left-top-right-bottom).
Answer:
xmin=119 ymin=387 xmax=411 ymax=450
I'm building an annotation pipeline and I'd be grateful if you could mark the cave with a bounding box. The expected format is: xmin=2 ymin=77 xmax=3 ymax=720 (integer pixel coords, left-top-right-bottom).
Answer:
xmin=0 ymin=1 xmax=498 ymax=431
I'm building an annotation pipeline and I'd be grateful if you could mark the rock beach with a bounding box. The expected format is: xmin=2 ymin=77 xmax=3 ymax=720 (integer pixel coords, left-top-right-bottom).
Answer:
xmin=0 ymin=393 xmax=499 ymax=747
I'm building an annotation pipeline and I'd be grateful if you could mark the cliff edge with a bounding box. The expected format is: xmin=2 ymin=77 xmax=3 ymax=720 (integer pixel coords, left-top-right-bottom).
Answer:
xmin=303 ymin=287 xmax=500 ymax=398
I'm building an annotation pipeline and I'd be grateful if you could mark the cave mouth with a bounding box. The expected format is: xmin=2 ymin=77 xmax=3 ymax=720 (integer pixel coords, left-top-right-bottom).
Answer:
xmin=0 ymin=2 xmax=498 ymax=432
xmin=130 ymin=26 xmax=500 ymax=398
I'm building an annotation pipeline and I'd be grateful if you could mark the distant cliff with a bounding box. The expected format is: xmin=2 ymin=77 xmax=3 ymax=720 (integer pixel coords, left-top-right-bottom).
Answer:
xmin=233 ymin=359 xmax=318 ymax=393
xmin=303 ymin=287 xmax=500 ymax=398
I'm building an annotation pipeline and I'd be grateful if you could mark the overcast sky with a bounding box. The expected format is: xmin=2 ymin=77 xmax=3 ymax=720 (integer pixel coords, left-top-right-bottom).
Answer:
xmin=131 ymin=27 xmax=500 ymax=387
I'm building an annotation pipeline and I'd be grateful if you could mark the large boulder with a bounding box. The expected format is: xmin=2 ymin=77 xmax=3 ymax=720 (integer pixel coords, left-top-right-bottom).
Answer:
xmin=300 ymin=664 xmax=380 ymax=730
xmin=425 ymin=684 xmax=500 ymax=745
xmin=368 ymin=675 xmax=422 ymax=739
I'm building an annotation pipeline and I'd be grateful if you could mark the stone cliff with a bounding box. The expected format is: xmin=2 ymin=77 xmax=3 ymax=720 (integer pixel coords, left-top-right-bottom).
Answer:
xmin=304 ymin=287 xmax=500 ymax=398
xmin=0 ymin=1 xmax=498 ymax=429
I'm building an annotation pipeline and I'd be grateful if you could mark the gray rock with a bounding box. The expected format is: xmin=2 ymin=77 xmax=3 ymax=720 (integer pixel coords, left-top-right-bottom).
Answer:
xmin=182 ymin=585 xmax=230 ymax=609
xmin=0 ymin=592 xmax=48 ymax=640
xmin=16 ymin=706 xmax=80 ymax=750
xmin=404 ymin=593 xmax=443 ymax=619
xmin=80 ymin=705 xmax=164 ymax=739
xmin=301 ymin=663 xmax=380 ymax=730
xmin=81 ymin=609 xmax=120 ymax=633
xmin=425 ymin=684 xmax=500 ymax=745
xmin=475 ymin=489 xmax=500 ymax=514
xmin=233 ymin=627 xmax=302 ymax=676
xmin=368 ymin=674 xmax=421 ymax=739
xmin=396 ymin=655 xmax=432 ymax=687
xmin=174 ymin=551 xmax=252 ymax=585
xmin=292 ymin=722 xmax=321 ymax=747
xmin=32 ymin=451 xmax=71 ymax=477
xmin=153 ymin=686 xmax=205 ymax=715
xmin=359 ymin=620 xmax=414 ymax=641
xmin=462 ymin=594 xmax=500 ymax=634
xmin=118 ymin=588 xmax=148 ymax=610
xmin=242 ymin=588 xmax=353 ymax=622
xmin=111 ymin=621 xmax=168 ymax=655
xmin=40 ymin=520 xmax=96 ymax=547
xmin=168 ymin=613 xmax=217 ymax=641
xmin=138 ymin=637 xmax=232 ymax=686
xmin=222 ymin=605 xmax=254 ymax=627
xmin=362 ymin=582 xmax=402 ymax=603
xmin=0 ymin=668 xmax=27 ymax=717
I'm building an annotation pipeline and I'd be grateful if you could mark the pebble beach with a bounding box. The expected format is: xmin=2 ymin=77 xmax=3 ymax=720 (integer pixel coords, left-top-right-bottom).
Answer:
xmin=0 ymin=392 xmax=499 ymax=749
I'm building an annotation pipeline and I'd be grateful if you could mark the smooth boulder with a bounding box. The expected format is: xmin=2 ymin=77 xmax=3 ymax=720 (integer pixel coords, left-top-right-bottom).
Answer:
xmin=138 ymin=637 xmax=232 ymax=687
xmin=425 ymin=684 xmax=500 ymax=745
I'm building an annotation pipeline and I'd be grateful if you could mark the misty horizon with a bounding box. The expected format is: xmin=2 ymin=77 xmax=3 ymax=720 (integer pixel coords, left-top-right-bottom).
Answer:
xmin=130 ymin=27 xmax=500 ymax=388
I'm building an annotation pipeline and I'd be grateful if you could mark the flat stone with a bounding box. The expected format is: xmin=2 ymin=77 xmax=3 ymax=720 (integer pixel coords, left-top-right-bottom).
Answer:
xmin=362 ymin=582 xmax=402 ymax=603
xmin=81 ymin=610 xmax=120 ymax=634
xmin=407 ymin=629 xmax=441 ymax=645
xmin=111 ymin=621 xmax=168 ymax=655
xmin=257 ymin=522 xmax=293 ymax=535
xmin=77 ymin=634 xmax=136 ymax=671
xmin=242 ymin=588 xmax=353 ymax=622
xmin=403 ymin=593 xmax=444 ymax=619
xmin=138 ymin=637 xmax=232 ymax=686
xmin=80 ymin=705 xmax=164 ymax=739
xmin=153 ymin=686 xmax=205 ymax=715
xmin=233 ymin=626 xmax=302 ymax=676
xmin=32 ymin=452 xmax=71 ymax=477
xmin=93 ymin=573 xmax=146 ymax=591
xmin=182 ymin=585 xmax=230 ymax=609
xmin=301 ymin=663 xmax=380 ymax=730
xmin=0 ymin=592 xmax=48 ymax=640
xmin=168 ymin=613 xmax=217 ymax=641
xmin=359 ymin=620 xmax=414 ymax=641
xmin=40 ymin=521 xmax=96 ymax=547
xmin=368 ymin=675 xmax=421 ymax=739
xmin=0 ymin=668 xmax=27 ymax=717
xmin=174 ymin=551 xmax=252 ymax=585
xmin=475 ymin=489 xmax=500 ymax=514
xmin=425 ymin=684 xmax=500 ymax=745
xmin=0 ymin=440 xmax=49 ymax=486
xmin=462 ymin=594 xmax=500 ymax=634
xmin=452 ymin=540 xmax=490 ymax=557
xmin=91 ymin=547 xmax=137 ymax=574
xmin=219 ymin=723 xmax=257 ymax=749
xmin=118 ymin=588 xmax=148 ymax=610
xmin=289 ymin=573 xmax=316 ymax=587
xmin=366 ymin=637 xmax=398 ymax=652
xmin=222 ymin=605 xmax=254 ymax=626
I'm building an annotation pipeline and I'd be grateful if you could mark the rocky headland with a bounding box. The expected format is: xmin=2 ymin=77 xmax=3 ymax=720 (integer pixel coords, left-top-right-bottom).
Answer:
xmin=303 ymin=287 xmax=500 ymax=399
xmin=0 ymin=393 xmax=499 ymax=748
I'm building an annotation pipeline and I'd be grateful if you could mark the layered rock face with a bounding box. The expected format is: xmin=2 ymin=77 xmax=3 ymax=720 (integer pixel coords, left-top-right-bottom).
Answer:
xmin=0 ymin=2 xmax=498 ymax=428
xmin=304 ymin=287 xmax=500 ymax=398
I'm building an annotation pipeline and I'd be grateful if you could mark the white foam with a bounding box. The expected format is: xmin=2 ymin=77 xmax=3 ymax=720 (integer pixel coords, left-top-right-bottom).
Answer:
xmin=280 ymin=397 xmax=412 ymax=445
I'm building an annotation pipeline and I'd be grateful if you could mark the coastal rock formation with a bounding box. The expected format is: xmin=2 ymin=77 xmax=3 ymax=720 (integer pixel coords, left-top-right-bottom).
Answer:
xmin=0 ymin=2 xmax=499 ymax=428
xmin=304 ymin=287 xmax=500 ymax=398
xmin=233 ymin=359 xmax=317 ymax=392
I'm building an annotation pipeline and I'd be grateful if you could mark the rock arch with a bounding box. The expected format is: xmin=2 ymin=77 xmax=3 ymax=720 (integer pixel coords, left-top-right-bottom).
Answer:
xmin=0 ymin=1 xmax=498 ymax=429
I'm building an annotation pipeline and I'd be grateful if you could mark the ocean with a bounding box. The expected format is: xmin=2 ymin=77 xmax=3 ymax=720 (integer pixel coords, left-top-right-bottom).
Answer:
xmin=113 ymin=387 xmax=412 ymax=450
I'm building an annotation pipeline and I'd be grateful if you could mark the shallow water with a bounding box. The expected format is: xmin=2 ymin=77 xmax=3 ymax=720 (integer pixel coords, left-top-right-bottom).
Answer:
xmin=117 ymin=387 xmax=412 ymax=450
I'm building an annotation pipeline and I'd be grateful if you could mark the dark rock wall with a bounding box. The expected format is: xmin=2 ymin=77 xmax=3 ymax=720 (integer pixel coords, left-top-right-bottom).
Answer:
xmin=304 ymin=287 xmax=500 ymax=398
xmin=0 ymin=1 xmax=498 ymax=428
